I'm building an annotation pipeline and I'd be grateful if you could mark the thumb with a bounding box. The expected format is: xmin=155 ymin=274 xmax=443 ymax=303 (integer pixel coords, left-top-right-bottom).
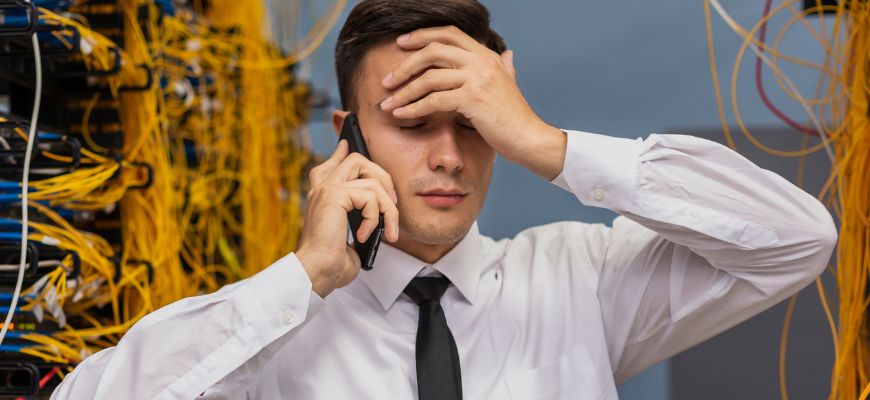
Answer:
xmin=501 ymin=50 xmax=516 ymax=79
xmin=323 ymin=139 xmax=350 ymax=168
xmin=311 ymin=139 xmax=350 ymax=185
xmin=332 ymin=139 xmax=350 ymax=160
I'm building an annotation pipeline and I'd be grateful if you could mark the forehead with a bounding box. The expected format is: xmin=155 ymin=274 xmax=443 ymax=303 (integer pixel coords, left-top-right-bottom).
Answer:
xmin=356 ymin=41 xmax=412 ymax=109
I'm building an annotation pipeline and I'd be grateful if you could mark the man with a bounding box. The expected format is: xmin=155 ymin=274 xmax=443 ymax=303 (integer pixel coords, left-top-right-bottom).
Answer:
xmin=52 ymin=0 xmax=837 ymax=399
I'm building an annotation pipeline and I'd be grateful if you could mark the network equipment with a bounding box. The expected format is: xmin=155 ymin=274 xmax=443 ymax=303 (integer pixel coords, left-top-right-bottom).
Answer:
xmin=0 ymin=0 xmax=341 ymax=396
xmin=705 ymin=0 xmax=869 ymax=398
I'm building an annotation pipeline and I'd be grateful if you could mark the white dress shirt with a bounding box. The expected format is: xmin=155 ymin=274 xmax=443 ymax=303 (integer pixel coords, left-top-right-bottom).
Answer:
xmin=51 ymin=130 xmax=837 ymax=400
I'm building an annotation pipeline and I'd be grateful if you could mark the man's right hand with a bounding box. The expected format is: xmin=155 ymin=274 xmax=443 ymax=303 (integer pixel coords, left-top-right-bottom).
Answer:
xmin=295 ymin=140 xmax=400 ymax=298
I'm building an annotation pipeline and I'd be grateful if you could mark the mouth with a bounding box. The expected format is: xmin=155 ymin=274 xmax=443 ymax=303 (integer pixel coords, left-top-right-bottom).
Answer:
xmin=416 ymin=189 xmax=468 ymax=208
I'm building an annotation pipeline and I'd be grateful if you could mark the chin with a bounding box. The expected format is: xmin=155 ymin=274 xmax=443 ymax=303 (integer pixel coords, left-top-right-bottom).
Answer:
xmin=400 ymin=213 xmax=475 ymax=245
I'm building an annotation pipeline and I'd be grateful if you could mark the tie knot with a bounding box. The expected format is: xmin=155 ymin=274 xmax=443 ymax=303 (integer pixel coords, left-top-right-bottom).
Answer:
xmin=403 ymin=276 xmax=452 ymax=305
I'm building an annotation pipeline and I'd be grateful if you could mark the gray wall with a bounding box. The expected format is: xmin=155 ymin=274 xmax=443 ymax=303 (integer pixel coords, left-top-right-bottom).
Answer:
xmin=298 ymin=1 xmax=835 ymax=398
xmin=668 ymin=127 xmax=834 ymax=400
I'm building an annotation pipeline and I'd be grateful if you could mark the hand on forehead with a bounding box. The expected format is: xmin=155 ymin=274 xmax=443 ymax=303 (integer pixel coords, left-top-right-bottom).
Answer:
xmin=376 ymin=25 xmax=515 ymax=121
xmin=382 ymin=26 xmax=494 ymax=90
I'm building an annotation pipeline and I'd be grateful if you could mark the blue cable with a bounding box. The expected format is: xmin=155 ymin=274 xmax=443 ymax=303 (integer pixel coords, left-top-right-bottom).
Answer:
xmin=0 ymin=344 xmax=29 ymax=352
xmin=0 ymin=232 xmax=23 ymax=241
xmin=37 ymin=132 xmax=62 ymax=140
xmin=0 ymin=193 xmax=22 ymax=203
xmin=2 ymin=331 xmax=24 ymax=339
xmin=0 ymin=218 xmax=22 ymax=228
xmin=0 ymin=330 xmax=54 ymax=338
xmin=0 ymin=306 xmax=28 ymax=314
xmin=0 ymin=189 xmax=35 ymax=196
xmin=33 ymin=0 xmax=72 ymax=10
xmin=0 ymin=293 xmax=36 ymax=301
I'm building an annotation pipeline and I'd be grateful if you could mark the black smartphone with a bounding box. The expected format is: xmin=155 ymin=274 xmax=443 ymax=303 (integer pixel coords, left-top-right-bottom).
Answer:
xmin=339 ymin=113 xmax=384 ymax=271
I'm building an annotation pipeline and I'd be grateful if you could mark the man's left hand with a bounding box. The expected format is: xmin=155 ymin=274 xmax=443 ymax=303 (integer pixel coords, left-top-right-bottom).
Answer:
xmin=378 ymin=26 xmax=566 ymax=180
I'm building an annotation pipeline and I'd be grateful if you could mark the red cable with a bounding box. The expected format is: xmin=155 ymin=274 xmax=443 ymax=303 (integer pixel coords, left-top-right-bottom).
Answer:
xmin=38 ymin=367 xmax=59 ymax=389
xmin=756 ymin=0 xmax=820 ymax=136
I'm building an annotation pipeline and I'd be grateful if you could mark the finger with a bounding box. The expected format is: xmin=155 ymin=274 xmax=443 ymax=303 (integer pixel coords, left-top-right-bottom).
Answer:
xmin=392 ymin=90 xmax=462 ymax=120
xmin=382 ymin=42 xmax=474 ymax=89
xmin=380 ymin=69 xmax=465 ymax=112
xmin=347 ymin=179 xmax=400 ymax=242
xmin=343 ymin=186 xmax=380 ymax=242
xmin=328 ymin=139 xmax=350 ymax=164
xmin=320 ymin=184 xmax=381 ymax=244
xmin=342 ymin=179 xmax=400 ymax=242
xmin=325 ymin=153 xmax=398 ymax=202
xmin=501 ymin=50 xmax=516 ymax=79
xmin=396 ymin=25 xmax=489 ymax=55
xmin=309 ymin=140 xmax=350 ymax=185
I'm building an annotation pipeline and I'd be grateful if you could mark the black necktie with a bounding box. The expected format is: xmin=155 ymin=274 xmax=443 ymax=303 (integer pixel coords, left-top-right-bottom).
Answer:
xmin=403 ymin=276 xmax=463 ymax=400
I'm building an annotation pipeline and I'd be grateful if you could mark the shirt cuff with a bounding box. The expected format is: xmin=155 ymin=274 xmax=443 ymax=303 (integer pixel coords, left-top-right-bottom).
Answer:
xmin=558 ymin=130 xmax=644 ymax=210
xmin=550 ymin=170 xmax=570 ymax=192
xmin=233 ymin=253 xmax=327 ymax=347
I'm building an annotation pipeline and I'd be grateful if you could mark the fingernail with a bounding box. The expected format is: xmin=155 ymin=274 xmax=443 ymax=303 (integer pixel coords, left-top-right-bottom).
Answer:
xmin=393 ymin=106 xmax=404 ymax=115
xmin=397 ymin=33 xmax=410 ymax=43
xmin=382 ymin=72 xmax=394 ymax=86
xmin=391 ymin=189 xmax=398 ymax=203
xmin=380 ymin=96 xmax=393 ymax=110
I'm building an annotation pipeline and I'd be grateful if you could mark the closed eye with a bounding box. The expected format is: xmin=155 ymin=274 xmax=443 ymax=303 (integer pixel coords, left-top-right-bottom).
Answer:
xmin=399 ymin=123 xmax=426 ymax=130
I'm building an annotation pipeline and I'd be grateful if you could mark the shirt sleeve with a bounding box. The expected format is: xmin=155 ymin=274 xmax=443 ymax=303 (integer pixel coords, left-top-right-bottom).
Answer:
xmin=50 ymin=253 xmax=326 ymax=400
xmin=555 ymin=130 xmax=837 ymax=383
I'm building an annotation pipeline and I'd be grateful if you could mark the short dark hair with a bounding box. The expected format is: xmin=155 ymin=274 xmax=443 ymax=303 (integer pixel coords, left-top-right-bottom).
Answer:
xmin=335 ymin=0 xmax=506 ymax=111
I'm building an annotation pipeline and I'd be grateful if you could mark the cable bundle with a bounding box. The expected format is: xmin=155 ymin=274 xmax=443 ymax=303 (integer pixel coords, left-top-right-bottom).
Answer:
xmin=704 ymin=0 xmax=870 ymax=398
xmin=0 ymin=0 xmax=342 ymax=396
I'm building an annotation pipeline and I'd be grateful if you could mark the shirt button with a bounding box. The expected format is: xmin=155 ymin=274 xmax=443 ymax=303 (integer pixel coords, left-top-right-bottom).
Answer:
xmin=592 ymin=187 xmax=605 ymax=201
xmin=281 ymin=308 xmax=296 ymax=324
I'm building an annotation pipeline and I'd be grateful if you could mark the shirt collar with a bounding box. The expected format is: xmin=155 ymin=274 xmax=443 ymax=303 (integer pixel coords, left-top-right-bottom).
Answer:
xmin=359 ymin=222 xmax=483 ymax=311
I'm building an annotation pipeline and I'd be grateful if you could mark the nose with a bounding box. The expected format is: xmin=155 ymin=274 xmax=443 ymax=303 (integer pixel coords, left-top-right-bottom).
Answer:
xmin=427 ymin=125 xmax=464 ymax=175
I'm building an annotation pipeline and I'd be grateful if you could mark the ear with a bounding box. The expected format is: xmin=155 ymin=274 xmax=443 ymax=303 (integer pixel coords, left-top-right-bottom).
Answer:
xmin=331 ymin=110 xmax=350 ymax=138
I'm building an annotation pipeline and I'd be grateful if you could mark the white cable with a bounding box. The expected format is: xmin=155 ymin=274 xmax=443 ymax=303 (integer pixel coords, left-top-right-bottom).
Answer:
xmin=0 ymin=259 xmax=62 ymax=272
xmin=707 ymin=0 xmax=837 ymax=166
xmin=0 ymin=4 xmax=42 ymax=346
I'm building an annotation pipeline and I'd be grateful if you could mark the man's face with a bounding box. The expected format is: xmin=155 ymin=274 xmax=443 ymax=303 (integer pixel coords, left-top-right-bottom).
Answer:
xmin=335 ymin=41 xmax=496 ymax=246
